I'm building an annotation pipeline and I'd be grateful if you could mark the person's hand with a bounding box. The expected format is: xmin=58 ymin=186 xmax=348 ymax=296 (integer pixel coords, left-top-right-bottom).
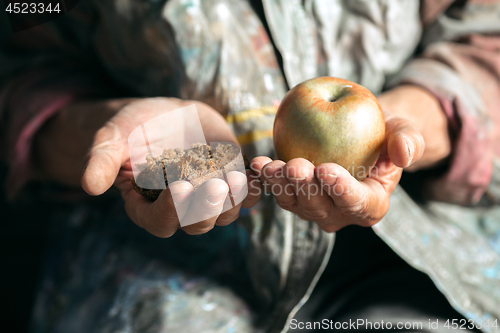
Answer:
xmin=35 ymin=98 xmax=262 ymax=237
xmin=247 ymin=85 xmax=449 ymax=232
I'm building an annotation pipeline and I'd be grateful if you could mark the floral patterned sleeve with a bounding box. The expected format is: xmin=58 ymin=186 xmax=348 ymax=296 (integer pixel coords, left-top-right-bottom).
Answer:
xmin=388 ymin=0 xmax=500 ymax=205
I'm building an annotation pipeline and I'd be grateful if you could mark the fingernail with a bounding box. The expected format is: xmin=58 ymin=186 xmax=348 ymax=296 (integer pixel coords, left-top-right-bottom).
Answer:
xmin=230 ymin=183 xmax=247 ymax=195
xmin=317 ymin=173 xmax=338 ymax=186
xmin=171 ymin=191 xmax=192 ymax=204
xmin=317 ymin=173 xmax=337 ymax=179
xmin=288 ymin=176 xmax=306 ymax=183
xmin=266 ymin=176 xmax=281 ymax=183
xmin=170 ymin=181 xmax=193 ymax=203
xmin=206 ymin=192 xmax=227 ymax=205
xmin=404 ymin=137 xmax=414 ymax=166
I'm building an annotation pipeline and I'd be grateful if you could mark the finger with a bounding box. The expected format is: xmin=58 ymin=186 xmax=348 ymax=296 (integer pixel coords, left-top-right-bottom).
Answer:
xmin=82 ymin=123 xmax=127 ymax=196
xmin=216 ymin=202 xmax=242 ymax=226
xmin=249 ymin=156 xmax=273 ymax=194
xmin=285 ymin=158 xmax=334 ymax=223
xmin=122 ymin=185 xmax=181 ymax=238
xmin=316 ymin=163 xmax=389 ymax=228
xmin=169 ymin=181 xmax=195 ymax=222
xmin=385 ymin=117 xmax=425 ymax=168
xmin=215 ymin=171 xmax=248 ymax=226
xmin=262 ymin=160 xmax=298 ymax=212
xmin=242 ymin=169 xmax=262 ymax=208
xmin=226 ymin=170 xmax=248 ymax=206
xmin=181 ymin=178 xmax=229 ymax=235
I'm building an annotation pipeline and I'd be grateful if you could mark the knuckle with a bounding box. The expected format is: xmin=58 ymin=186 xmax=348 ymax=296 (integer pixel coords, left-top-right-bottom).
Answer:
xmin=150 ymin=219 xmax=178 ymax=238
xmin=183 ymin=223 xmax=215 ymax=235
xmin=358 ymin=217 xmax=381 ymax=228
xmin=94 ymin=122 xmax=121 ymax=145
xmin=182 ymin=228 xmax=198 ymax=236
xmin=217 ymin=212 xmax=240 ymax=226
xmin=242 ymin=196 xmax=259 ymax=208
xmin=338 ymin=190 xmax=370 ymax=220
xmin=248 ymin=178 xmax=262 ymax=189
xmin=358 ymin=198 xmax=390 ymax=227
xmin=300 ymin=206 xmax=330 ymax=222
xmin=149 ymin=222 xmax=177 ymax=238
xmin=154 ymin=205 xmax=178 ymax=223
xmin=276 ymin=200 xmax=297 ymax=212
xmin=317 ymin=222 xmax=340 ymax=233
xmin=154 ymin=228 xmax=176 ymax=238
xmin=339 ymin=200 xmax=368 ymax=219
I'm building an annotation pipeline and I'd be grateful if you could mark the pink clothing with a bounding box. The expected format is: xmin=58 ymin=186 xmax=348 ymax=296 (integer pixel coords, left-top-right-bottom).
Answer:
xmin=0 ymin=64 xmax=113 ymax=199
xmin=392 ymin=22 xmax=500 ymax=204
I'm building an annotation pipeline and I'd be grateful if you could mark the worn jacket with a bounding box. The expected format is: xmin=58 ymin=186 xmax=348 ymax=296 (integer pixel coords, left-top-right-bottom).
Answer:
xmin=1 ymin=0 xmax=500 ymax=332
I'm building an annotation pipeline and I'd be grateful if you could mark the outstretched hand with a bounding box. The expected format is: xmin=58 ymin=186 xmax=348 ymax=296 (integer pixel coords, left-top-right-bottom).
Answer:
xmin=81 ymin=98 xmax=262 ymax=237
xmin=248 ymin=110 xmax=425 ymax=232
xmin=36 ymin=97 xmax=260 ymax=237
xmin=35 ymin=85 xmax=447 ymax=236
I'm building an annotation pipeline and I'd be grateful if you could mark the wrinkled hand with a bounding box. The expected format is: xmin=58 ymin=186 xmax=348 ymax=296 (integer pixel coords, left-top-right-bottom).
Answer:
xmin=248 ymin=111 xmax=425 ymax=232
xmin=81 ymin=98 xmax=262 ymax=236
xmin=244 ymin=84 xmax=451 ymax=232
xmin=36 ymin=97 xmax=261 ymax=237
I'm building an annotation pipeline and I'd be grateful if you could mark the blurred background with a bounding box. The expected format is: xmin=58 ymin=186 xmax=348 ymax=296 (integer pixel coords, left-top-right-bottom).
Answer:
xmin=1 ymin=9 xmax=49 ymax=332
xmin=0 ymin=166 xmax=52 ymax=333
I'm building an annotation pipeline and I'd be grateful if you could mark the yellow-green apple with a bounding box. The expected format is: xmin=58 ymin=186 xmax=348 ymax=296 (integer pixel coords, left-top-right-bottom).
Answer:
xmin=273 ymin=77 xmax=385 ymax=180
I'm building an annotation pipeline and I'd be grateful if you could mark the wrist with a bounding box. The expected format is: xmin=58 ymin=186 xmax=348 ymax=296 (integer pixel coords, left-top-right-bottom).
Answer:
xmin=33 ymin=98 xmax=136 ymax=186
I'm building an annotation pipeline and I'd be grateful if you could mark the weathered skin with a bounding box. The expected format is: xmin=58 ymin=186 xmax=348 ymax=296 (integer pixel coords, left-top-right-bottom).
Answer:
xmin=273 ymin=77 xmax=385 ymax=180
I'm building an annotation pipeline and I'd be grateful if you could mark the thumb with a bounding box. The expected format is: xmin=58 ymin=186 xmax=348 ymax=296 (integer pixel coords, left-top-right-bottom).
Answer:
xmin=81 ymin=123 xmax=127 ymax=196
xmin=385 ymin=117 xmax=425 ymax=169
